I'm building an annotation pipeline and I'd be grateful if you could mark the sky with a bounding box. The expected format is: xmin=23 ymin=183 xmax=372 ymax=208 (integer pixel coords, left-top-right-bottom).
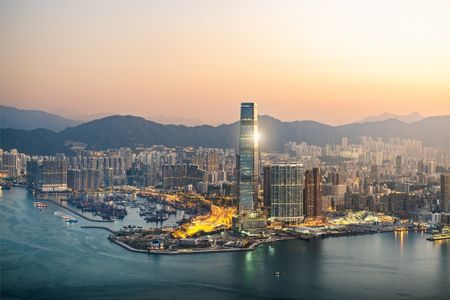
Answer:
xmin=1 ymin=0 xmax=449 ymax=125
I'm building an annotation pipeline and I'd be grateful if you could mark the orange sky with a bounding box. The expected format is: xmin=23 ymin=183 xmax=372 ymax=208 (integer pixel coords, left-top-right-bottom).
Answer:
xmin=1 ymin=0 xmax=449 ymax=125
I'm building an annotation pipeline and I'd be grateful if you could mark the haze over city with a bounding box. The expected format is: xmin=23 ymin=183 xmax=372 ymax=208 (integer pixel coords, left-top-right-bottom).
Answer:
xmin=1 ymin=0 xmax=450 ymax=125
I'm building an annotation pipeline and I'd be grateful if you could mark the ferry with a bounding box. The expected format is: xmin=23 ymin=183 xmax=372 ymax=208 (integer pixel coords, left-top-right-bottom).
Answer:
xmin=33 ymin=201 xmax=48 ymax=208
xmin=426 ymin=233 xmax=450 ymax=241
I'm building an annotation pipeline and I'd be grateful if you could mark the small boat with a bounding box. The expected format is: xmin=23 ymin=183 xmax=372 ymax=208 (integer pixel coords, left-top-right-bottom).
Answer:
xmin=1 ymin=184 xmax=11 ymax=190
xmin=33 ymin=202 xmax=48 ymax=208
xmin=54 ymin=211 xmax=64 ymax=217
xmin=274 ymin=272 xmax=281 ymax=277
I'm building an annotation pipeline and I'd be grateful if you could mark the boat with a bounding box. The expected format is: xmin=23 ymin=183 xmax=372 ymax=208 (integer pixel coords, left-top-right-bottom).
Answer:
xmin=1 ymin=184 xmax=11 ymax=190
xmin=54 ymin=211 xmax=64 ymax=217
xmin=395 ymin=227 xmax=408 ymax=232
xmin=426 ymin=233 xmax=450 ymax=241
xmin=33 ymin=201 xmax=48 ymax=208
xmin=65 ymin=217 xmax=78 ymax=223
xmin=274 ymin=272 xmax=282 ymax=277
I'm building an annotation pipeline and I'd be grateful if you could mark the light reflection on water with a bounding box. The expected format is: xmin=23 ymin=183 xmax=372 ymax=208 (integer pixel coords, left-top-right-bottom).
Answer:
xmin=394 ymin=230 xmax=407 ymax=251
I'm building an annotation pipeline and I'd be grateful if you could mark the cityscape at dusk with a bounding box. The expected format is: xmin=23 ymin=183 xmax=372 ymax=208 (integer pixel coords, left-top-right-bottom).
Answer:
xmin=1 ymin=1 xmax=450 ymax=300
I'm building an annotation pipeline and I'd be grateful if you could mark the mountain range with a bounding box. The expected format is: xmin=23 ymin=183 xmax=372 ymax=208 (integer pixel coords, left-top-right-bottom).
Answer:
xmin=358 ymin=112 xmax=423 ymax=123
xmin=0 ymin=105 xmax=80 ymax=131
xmin=1 ymin=107 xmax=450 ymax=154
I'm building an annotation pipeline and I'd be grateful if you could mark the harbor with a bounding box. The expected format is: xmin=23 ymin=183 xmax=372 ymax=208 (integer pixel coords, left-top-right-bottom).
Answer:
xmin=26 ymin=187 xmax=450 ymax=255
xmin=2 ymin=184 xmax=450 ymax=300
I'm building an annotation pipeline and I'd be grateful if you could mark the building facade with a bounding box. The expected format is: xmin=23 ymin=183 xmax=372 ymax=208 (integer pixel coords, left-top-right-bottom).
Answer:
xmin=237 ymin=102 xmax=259 ymax=212
xmin=304 ymin=167 xmax=322 ymax=218
xmin=441 ymin=173 xmax=450 ymax=213
xmin=264 ymin=163 xmax=304 ymax=224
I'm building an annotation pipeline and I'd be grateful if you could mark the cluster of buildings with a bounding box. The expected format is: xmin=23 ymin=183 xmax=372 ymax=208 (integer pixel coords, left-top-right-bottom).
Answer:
xmin=233 ymin=103 xmax=326 ymax=232
xmin=233 ymin=102 xmax=450 ymax=232
xmin=2 ymin=103 xmax=450 ymax=229
xmin=0 ymin=149 xmax=27 ymax=178
xmin=21 ymin=146 xmax=236 ymax=195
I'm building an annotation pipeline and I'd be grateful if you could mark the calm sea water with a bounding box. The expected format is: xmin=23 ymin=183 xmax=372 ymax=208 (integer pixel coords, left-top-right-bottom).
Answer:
xmin=1 ymin=188 xmax=449 ymax=300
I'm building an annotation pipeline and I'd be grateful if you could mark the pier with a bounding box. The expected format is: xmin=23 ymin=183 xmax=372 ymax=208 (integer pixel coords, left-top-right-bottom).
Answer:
xmin=81 ymin=226 xmax=117 ymax=234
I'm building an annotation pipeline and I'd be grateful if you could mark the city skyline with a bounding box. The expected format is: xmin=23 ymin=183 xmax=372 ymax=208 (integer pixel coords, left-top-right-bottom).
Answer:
xmin=2 ymin=101 xmax=450 ymax=299
xmin=1 ymin=2 xmax=450 ymax=299
xmin=1 ymin=0 xmax=450 ymax=125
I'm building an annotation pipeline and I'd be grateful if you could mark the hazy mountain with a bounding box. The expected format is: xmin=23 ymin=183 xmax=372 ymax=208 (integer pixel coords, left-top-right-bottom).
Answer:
xmin=24 ymin=106 xmax=208 ymax=126
xmin=148 ymin=115 xmax=205 ymax=126
xmin=49 ymin=107 xmax=120 ymax=123
xmin=358 ymin=112 xmax=423 ymax=123
xmin=1 ymin=114 xmax=450 ymax=155
xmin=0 ymin=105 xmax=80 ymax=131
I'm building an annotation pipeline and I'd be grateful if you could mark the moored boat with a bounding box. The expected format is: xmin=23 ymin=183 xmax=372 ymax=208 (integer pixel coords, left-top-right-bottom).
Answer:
xmin=33 ymin=201 xmax=48 ymax=208
xmin=395 ymin=226 xmax=408 ymax=232
xmin=426 ymin=233 xmax=450 ymax=241
xmin=65 ymin=217 xmax=78 ymax=223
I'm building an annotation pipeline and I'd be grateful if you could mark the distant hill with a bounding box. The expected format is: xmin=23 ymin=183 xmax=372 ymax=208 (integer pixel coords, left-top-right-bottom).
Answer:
xmin=1 ymin=114 xmax=450 ymax=155
xmin=148 ymin=115 xmax=205 ymax=126
xmin=0 ymin=105 xmax=80 ymax=131
xmin=358 ymin=112 xmax=423 ymax=123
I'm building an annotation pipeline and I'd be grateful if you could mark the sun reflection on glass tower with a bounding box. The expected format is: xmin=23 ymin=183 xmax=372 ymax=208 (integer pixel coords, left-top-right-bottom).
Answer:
xmin=237 ymin=102 xmax=259 ymax=213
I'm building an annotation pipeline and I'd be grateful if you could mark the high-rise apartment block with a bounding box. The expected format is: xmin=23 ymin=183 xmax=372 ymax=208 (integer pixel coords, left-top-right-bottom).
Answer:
xmin=441 ymin=174 xmax=450 ymax=213
xmin=304 ymin=167 xmax=322 ymax=218
xmin=264 ymin=163 xmax=304 ymax=224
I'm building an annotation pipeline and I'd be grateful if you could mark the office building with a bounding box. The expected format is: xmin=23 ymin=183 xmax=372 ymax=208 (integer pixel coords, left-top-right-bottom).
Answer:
xmin=237 ymin=102 xmax=259 ymax=212
xmin=233 ymin=102 xmax=266 ymax=233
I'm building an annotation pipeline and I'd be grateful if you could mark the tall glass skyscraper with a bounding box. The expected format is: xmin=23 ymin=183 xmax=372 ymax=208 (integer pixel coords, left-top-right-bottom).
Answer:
xmin=237 ymin=102 xmax=259 ymax=213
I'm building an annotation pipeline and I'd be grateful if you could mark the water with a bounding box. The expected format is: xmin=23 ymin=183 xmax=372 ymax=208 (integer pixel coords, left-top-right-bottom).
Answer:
xmin=1 ymin=188 xmax=449 ymax=300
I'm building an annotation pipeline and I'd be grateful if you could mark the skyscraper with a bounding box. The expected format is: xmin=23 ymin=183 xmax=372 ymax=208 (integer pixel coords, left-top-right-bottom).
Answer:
xmin=237 ymin=102 xmax=259 ymax=213
xmin=304 ymin=167 xmax=322 ymax=218
xmin=441 ymin=173 xmax=450 ymax=213
xmin=264 ymin=163 xmax=304 ymax=224
xmin=395 ymin=155 xmax=402 ymax=175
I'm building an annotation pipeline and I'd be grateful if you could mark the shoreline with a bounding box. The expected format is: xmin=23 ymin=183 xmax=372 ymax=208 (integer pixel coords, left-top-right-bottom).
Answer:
xmin=103 ymin=229 xmax=415 ymax=255
xmin=79 ymin=219 xmax=415 ymax=255
xmin=23 ymin=187 xmax=432 ymax=255
xmin=111 ymin=235 xmax=289 ymax=255
xmin=82 ymin=225 xmax=285 ymax=255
